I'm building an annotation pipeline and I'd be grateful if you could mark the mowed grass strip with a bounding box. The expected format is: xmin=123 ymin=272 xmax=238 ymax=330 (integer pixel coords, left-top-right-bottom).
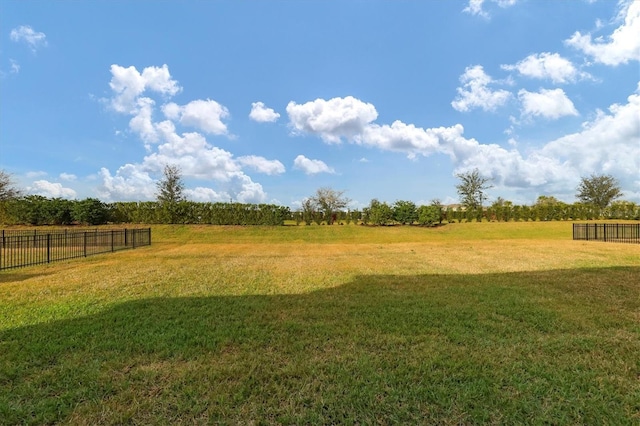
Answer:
xmin=0 ymin=222 xmax=638 ymax=424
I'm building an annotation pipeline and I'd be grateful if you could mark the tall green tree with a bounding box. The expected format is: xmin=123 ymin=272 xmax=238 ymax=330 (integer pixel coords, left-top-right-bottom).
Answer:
xmin=156 ymin=165 xmax=185 ymax=204
xmin=301 ymin=198 xmax=316 ymax=225
xmin=393 ymin=200 xmax=417 ymax=225
xmin=156 ymin=164 xmax=185 ymax=224
xmin=417 ymin=205 xmax=440 ymax=226
xmin=364 ymin=199 xmax=394 ymax=226
xmin=576 ymin=174 xmax=622 ymax=212
xmin=430 ymin=199 xmax=444 ymax=224
xmin=455 ymin=169 xmax=493 ymax=210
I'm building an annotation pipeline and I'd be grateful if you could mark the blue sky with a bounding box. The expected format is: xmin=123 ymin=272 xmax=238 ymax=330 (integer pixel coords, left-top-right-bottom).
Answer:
xmin=1 ymin=0 xmax=639 ymax=209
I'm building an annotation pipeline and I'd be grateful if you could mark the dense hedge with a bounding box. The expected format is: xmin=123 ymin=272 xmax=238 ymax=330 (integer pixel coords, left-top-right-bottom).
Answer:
xmin=109 ymin=201 xmax=290 ymax=225
xmin=0 ymin=198 xmax=290 ymax=226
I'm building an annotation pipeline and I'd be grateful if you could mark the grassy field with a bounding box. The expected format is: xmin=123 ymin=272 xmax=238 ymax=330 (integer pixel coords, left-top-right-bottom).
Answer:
xmin=0 ymin=222 xmax=638 ymax=424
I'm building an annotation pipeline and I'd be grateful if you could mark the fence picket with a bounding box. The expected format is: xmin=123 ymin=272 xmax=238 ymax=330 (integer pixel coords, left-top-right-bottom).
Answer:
xmin=573 ymin=223 xmax=640 ymax=244
xmin=0 ymin=228 xmax=151 ymax=270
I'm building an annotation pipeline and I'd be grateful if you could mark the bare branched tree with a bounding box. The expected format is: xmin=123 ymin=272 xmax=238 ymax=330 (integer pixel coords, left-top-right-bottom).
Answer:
xmin=311 ymin=187 xmax=350 ymax=225
xmin=0 ymin=170 xmax=22 ymax=201
xmin=455 ymin=169 xmax=493 ymax=209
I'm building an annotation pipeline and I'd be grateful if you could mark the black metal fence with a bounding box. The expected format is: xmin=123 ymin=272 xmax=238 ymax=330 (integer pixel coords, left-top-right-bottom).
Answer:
xmin=573 ymin=223 xmax=640 ymax=244
xmin=0 ymin=228 xmax=151 ymax=270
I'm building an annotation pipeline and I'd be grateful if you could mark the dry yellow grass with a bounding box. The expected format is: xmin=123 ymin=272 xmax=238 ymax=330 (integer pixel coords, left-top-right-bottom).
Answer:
xmin=2 ymin=221 xmax=638 ymax=330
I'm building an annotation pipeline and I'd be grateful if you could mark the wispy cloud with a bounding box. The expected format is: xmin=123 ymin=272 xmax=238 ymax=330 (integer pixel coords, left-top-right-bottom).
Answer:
xmin=10 ymin=25 xmax=48 ymax=52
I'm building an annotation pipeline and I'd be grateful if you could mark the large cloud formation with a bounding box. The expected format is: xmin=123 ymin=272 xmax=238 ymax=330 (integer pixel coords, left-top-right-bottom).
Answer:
xmin=99 ymin=64 xmax=283 ymax=203
xmin=286 ymin=88 xmax=640 ymax=196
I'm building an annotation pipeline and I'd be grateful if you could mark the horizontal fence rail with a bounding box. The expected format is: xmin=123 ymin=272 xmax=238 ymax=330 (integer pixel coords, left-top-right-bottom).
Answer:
xmin=0 ymin=228 xmax=151 ymax=270
xmin=573 ymin=223 xmax=640 ymax=244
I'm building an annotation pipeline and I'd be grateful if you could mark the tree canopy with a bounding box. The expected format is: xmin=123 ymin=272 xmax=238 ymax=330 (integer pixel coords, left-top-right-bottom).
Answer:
xmin=576 ymin=174 xmax=622 ymax=211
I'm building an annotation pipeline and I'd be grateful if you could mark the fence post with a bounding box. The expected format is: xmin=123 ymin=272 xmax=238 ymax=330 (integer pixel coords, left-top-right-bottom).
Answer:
xmin=124 ymin=228 xmax=128 ymax=246
xmin=47 ymin=233 xmax=51 ymax=263
xmin=133 ymin=229 xmax=136 ymax=249
xmin=111 ymin=229 xmax=114 ymax=252
xmin=83 ymin=231 xmax=87 ymax=257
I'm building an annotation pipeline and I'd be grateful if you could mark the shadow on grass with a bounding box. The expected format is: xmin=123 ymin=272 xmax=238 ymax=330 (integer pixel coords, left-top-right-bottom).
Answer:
xmin=1 ymin=267 xmax=639 ymax=424
xmin=0 ymin=270 xmax=53 ymax=283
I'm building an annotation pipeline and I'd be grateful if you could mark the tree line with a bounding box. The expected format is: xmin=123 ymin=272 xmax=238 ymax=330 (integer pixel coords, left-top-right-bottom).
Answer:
xmin=0 ymin=197 xmax=290 ymax=226
xmin=0 ymin=167 xmax=637 ymax=226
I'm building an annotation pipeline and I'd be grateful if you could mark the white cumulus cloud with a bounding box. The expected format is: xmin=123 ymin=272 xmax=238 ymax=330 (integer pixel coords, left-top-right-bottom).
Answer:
xmin=501 ymin=52 xmax=589 ymax=84
xmin=162 ymin=99 xmax=230 ymax=135
xmin=109 ymin=64 xmax=181 ymax=114
xmin=184 ymin=187 xmax=230 ymax=202
xmin=293 ymin=155 xmax=335 ymax=175
xmin=359 ymin=121 xmax=451 ymax=159
xmin=539 ymin=84 xmax=640 ymax=182
xmin=28 ymin=180 xmax=77 ymax=199
xmin=451 ymin=65 xmax=511 ymax=112
xmin=10 ymin=25 xmax=47 ymax=52
xmin=566 ymin=0 xmax=640 ymax=66
xmin=249 ymin=102 xmax=280 ymax=123
xmin=518 ymin=88 xmax=579 ymax=120
xmin=97 ymin=165 xmax=157 ymax=201
xmin=129 ymin=97 xmax=160 ymax=145
xmin=237 ymin=156 xmax=286 ymax=175
xmin=287 ymin=96 xmax=378 ymax=143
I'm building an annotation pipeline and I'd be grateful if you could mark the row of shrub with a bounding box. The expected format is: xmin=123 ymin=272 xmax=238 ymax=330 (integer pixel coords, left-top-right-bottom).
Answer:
xmin=0 ymin=196 xmax=290 ymax=226
xmin=357 ymin=199 xmax=639 ymax=225
xmin=1 ymin=196 xmax=638 ymax=227
xmin=312 ymin=199 xmax=639 ymax=226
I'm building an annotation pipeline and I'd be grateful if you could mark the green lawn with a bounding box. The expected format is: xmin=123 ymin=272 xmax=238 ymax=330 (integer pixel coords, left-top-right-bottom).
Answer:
xmin=1 ymin=222 xmax=639 ymax=424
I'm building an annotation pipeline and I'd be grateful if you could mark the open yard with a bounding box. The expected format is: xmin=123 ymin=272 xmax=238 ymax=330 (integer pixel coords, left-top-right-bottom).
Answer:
xmin=1 ymin=222 xmax=639 ymax=424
